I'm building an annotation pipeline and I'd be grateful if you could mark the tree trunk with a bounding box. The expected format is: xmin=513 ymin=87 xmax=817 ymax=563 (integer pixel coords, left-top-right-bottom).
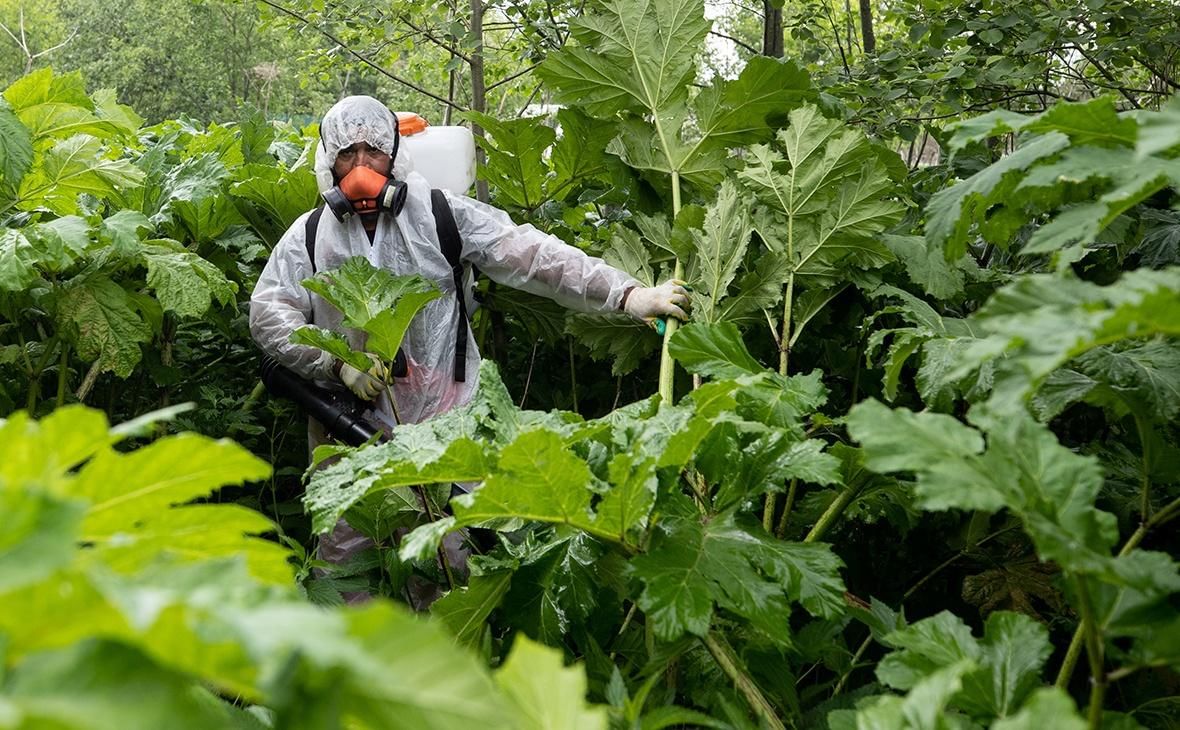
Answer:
xmin=859 ymin=0 xmax=876 ymax=55
xmin=469 ymin=0 xmax=489 ymax=202
xmin=762 ymin=0 xmax=783 ymax=58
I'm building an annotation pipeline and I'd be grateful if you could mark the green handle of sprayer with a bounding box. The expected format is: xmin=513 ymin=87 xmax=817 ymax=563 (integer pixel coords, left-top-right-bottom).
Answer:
xmin=654 ymin=318 xmax=666 ymax=336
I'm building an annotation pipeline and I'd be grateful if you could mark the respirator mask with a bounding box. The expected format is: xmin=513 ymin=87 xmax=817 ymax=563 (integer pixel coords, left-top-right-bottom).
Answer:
xmin=321 ymin=165 xmax=408 ymax=222
xmin=320 ymin=111 xmax=407 ymax=223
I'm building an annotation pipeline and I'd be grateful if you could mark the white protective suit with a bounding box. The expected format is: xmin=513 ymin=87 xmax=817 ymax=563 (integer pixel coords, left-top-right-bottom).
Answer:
xmin=249 ymin=96 xmax=641 ymax=571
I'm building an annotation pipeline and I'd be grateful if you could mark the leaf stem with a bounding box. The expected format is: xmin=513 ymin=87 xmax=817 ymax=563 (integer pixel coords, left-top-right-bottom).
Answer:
xmin=1056 ymin=494 xmax=1180 ymax=688
xmin=55 ymin=342 xmax=69 ymax=407
xmin=775 ymin=478 xmax=799 ymax=539
xmin=779 ymin=274 xmax=794 ymax=376
xmin=701 ymin=631 xmax=785 ymax=730
xmin=1134 ymin=415 xmax=1152 ymax=523
xmin=762 ymin=493 xmax=778 ymax=533
xmin=804 ymin=483 xmax=858 ymax=543
xmin=658 ymin=172 xmax=684 ymax=406
xmin=1075 ymin=576 xmax=1106 ymax=730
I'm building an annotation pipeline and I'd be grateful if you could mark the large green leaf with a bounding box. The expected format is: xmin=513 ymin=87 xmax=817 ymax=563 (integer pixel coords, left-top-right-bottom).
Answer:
xmin=740 ymin=104 xmax=902 ymax=326
xmin=871 ymin=610 xmax=1055 ymax=724
xmin=467 ymin=111 xmax=556 ymax=211
xmin=668 ymin=321 xmax=764 ymax=379
xmin=493 ymin=635 xmax=608 ymax=730
xmin=300 ymin=256 xmax=442 ymax=362
xmin=629 ymin=512 xmax=844 ymax=642
xmin=538 ymin=0 xmax=807 ymax=186
xmin=52 ymin=275 xmax=152 ymax=377
xmin=230 ymin=162 xmax=319 ymax=240
xmin=72 ymin=432 xmax=271 ymax=535
xmin=0 ymin=216 xmax=92 ymax=292
xmin=0 ymin=98 xmax=32 ymax=186
xmin=846 ymin=399 xmax=1179 ymax=593
xmin=687 ymin=180 xmax=754 ymax=322
xmin=431 ymin=571 xmax=513 ymax=647
xmin=936 ymin=267 xmax=1180 ymax=415
xmin=140 ymin=239 xmax=237 ymax=318
xmin=0 ymin=641 xmax=255 ymax=730
xmin=925 ymin=132 xmax=1070 ymax=260
xmin=2 ymin=68 xmax=130 ymax=144
xmin=17 ymin=134 xmax=144 ymax=215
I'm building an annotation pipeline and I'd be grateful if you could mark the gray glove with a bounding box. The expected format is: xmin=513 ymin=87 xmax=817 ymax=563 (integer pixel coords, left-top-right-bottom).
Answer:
xmin=623 ymin=279 xmax=691 ymax=324
xmin=338 ymin=354 xmax=388 ymax=400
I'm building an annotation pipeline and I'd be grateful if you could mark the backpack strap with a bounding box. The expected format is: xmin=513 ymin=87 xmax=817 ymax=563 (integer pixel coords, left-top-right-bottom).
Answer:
xmin=304 ymin=205 xmax=325 ymax=273
xmin=430 ymin=188 xmax=469 ymax=382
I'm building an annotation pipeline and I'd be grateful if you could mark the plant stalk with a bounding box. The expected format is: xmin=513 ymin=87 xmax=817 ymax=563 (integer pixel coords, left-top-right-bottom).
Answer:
xmin=55 ymin=343 xmax=69 ymax=407
xmin=804 ymin=483 xmax=858 ymax=543
xmin=775 ymin=478 xmax=800 ymax=539
xmin=1075 ymin=577 xmax=1106 ymax=729
xmin=763 ymin=493 xmax=778 ymax=533
xmin=1056 ymin=494 xmax=1180 ymax=688
xmin=779 ymin=274 xmax=794 ymax=376
xmin=702 ymin=632 xmax=785 ymax=730
xmin=657 ymin=172 xmax=683 ymax=406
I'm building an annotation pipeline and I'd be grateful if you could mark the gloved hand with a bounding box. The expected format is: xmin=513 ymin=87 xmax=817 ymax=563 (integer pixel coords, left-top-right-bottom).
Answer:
xmin=338 ymin=354 xmax=388 ymax=400
xmin=623 ymin=279 xmax=691 ymax=325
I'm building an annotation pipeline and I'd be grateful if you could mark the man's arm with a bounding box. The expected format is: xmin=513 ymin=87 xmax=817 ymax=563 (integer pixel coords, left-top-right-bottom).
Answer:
xmin=444 ymin=192 xmax=642 ymax=313
xmin=249 ymin=213 xmax=337 ymax=380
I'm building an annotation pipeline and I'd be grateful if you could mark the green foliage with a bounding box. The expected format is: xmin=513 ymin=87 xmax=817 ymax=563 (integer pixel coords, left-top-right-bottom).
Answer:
xmin=0 ymin=405 xmax=608 ymax=728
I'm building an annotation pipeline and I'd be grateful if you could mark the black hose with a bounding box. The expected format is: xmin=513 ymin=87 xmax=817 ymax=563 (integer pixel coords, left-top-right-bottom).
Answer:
xmin=259 ymin=356 xmax=383 ymax=447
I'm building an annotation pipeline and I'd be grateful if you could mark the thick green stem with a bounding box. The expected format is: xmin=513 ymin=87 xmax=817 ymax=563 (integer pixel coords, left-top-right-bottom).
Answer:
xmin=775 ymin=478 xmax=799 ymax=539
xmin=702 ymin=632 xmax=785 ymax=730
xmin=763 ymin=493 xmax=778 ymax=533
xmin=55 ymin=343 xmax=69 ymax=407
xmin=1056 ymin=494 xmax=1180 ymax=688
xmin=779 ymin=274 xmax=794 ymax=376
xmin=657 ymin=171 xmax=684 ymax=406
xmin=1134 ymin=415 xmax=1152 ymax=523
xmin=1075 ymin=577 xmax=1106 ymax=730
xmin=804 ymin=483 xmax=857 ymax=543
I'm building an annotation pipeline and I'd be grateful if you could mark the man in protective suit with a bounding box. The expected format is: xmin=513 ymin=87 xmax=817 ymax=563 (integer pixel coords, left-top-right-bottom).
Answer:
xmin=250 ymin=96 xmax=689 ymax=580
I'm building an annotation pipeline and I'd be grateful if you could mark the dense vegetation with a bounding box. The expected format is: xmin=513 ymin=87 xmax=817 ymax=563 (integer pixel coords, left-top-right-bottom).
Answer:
xmin=1 ymin=0 xmax=1178 ymax=728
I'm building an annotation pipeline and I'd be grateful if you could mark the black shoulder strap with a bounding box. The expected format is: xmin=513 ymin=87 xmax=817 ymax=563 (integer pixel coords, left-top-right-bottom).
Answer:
xmin=305 ymin=205 xmax=325 ymax=273
xmin=430 ymin=188 xmax=469 ymax=382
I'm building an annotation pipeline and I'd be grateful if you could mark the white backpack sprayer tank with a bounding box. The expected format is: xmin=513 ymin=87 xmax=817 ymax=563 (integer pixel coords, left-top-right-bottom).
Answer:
xmin=394 ymin=112 xmax=476 ymax=195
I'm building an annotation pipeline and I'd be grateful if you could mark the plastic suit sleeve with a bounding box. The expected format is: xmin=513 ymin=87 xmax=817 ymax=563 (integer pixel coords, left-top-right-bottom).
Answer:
xmin=249 ymin=213 xmax=336 ymax=380
xmin=444 ymin=192 xmax=642 ymax=313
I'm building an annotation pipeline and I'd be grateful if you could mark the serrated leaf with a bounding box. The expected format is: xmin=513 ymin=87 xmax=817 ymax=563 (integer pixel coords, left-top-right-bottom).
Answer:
xmin=630 ymin=512 xmax=844 ymax=642
xmin=741 ymin=105 xmax=902 ymax=296
xmin=494 ymin=635 xmax=608 ymax=730
xmin=432 ymin=571 xmax=512 ymax=647
xmin=467 ymin=111 xmax=555 ymax=210
xmin=690 ymin=180 xmax=753 ymax=322
xmin=668 ymin=321 xmax=764 ymax=378
xmin=72 ymin=432 xmax=271 ymax=535
xmin=0 ymin=217 xmax=93 ymax=291
xmin=925 ymin=132 xmax=1070 ymax=259
xmin=18 ymin=134 xmax=143 ymax=215
xmin=140 ymin=239 xmax=237 ymax=317
xmin=53 ymin=275 xmax=151 ymax=377
xmin=567 ymin=313 xmax=658 ymax=376
xmin=0 ymin=97 xmax=33 ymax=185
xmin=3 ymin=68 xmax=127 ymax=144
xmin=289 ymin=326 xmax=372 ymax=372
xmin=849 ymin=400 xmax=1126 ymax=582
xmin=301 ymin=257 xmax=441 ymax=362
xmin=940 ymin=268 xmax=1180 ymax=415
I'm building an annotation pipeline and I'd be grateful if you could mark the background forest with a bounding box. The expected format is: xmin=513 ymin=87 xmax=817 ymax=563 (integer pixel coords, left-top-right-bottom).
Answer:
xmin=1 ymin=0 xmax=1179 ymax=729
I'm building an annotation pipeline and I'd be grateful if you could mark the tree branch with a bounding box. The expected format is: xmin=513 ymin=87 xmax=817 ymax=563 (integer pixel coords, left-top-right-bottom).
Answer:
xmin=709 ymin=29 xmax=758 ymax=56
xmin=257 ymin=0 xmax=464 ymax=110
